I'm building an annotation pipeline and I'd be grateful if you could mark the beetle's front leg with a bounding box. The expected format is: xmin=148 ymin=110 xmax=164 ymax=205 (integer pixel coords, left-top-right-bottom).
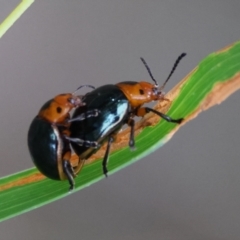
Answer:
xmin=64 ymin=136 xmax=100 ymax=148
xmin=127 ymin=116 xmax=136 ymax=150
xmin=68 ymin=109 xmax=100 ymax=122
xmin=136 ymin=107 xmax=183 ymax=123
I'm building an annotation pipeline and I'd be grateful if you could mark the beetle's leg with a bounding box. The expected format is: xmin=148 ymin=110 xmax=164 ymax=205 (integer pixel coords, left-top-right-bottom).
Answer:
xmin=70 ymin=153 xmax=86 ymax=176
xmin=73 ymin=158 xmax=86 ymax=176
xmin=65 ymin=136 xmax=99 ymax=148
xmin=102 ymin=136 xmax=114 ymax=177
xmin=128 ymin=117 xmax=136 ymax=150
xmin=62 ymin=160 xmax=75 ymax=191
xmin=68 ymin=109 xmax=100 ymax=122
xmin=136 ymin=107 xmax=183 ymax=123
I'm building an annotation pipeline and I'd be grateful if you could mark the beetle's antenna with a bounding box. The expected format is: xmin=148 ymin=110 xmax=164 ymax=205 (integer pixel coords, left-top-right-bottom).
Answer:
xmin=140 ymin=57 xmax=159 ymax=87
xmin=73 ymin=85 xmax=95 ymax=95
xmin=159 ymin=53 xmax=186 ymax=91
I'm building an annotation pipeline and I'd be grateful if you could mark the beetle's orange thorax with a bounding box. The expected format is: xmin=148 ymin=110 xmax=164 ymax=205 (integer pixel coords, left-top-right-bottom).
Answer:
xmin=117 ymin=81 xmax=161 ymax=108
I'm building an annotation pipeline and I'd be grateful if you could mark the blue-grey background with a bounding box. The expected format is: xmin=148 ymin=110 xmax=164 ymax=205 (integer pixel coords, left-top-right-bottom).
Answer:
xmin=0 ymin=1 xmax=240 ymax=239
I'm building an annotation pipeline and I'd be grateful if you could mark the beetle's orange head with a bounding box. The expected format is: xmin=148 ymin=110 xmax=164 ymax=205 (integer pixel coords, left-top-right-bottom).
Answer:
xmin=38 ymin=93 xmax=84 ymax=124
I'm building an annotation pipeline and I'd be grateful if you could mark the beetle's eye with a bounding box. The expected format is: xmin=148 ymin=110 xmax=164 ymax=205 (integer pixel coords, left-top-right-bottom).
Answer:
xmin=67 ymin=98 xmax=74 ymax=104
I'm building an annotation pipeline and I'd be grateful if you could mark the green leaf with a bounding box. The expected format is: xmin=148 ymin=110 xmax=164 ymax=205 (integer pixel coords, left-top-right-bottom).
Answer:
xmin=1 ymin=41 xmax=240 ymax=222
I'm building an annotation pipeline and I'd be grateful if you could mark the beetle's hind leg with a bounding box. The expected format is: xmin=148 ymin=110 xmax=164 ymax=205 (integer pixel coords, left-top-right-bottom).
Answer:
xmin=62 ymin=154 xmax=86 ymax=191
xmin=62 ymin=160 xmax=75 ymax=191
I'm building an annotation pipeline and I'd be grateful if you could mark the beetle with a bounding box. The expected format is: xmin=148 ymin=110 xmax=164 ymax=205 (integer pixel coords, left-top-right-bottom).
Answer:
xmin=69 ymin=53 xmax=186 ymax=176
xmin=27 ymin=85 xmax=100 ymax=190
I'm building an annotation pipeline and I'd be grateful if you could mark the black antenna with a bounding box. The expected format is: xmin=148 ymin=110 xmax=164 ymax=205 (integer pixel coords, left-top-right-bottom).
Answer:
xmin=140 ymin=57 xmax=158 ymax=87
xmin=73 ymin=85 xmax=95 ymax=94
xmin=160 ymin=53 xmax=186 ymax=91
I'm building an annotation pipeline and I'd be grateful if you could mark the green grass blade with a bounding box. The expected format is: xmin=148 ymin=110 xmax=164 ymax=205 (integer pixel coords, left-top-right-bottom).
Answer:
xmin=1 ymin=41 xmax=240 ymax=222
xmin=0 ymin=0 xmax=34 ymax=39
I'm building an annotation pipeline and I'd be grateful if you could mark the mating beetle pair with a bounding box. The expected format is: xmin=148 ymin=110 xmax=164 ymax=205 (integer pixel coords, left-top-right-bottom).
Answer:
xmin=28 ymin=53 xmax=186 ymax=191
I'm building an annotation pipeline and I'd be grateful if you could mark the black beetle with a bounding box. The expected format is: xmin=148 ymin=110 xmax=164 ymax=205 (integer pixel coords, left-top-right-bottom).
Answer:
xmin=68 ymin=54 xmax=186 ymax=176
